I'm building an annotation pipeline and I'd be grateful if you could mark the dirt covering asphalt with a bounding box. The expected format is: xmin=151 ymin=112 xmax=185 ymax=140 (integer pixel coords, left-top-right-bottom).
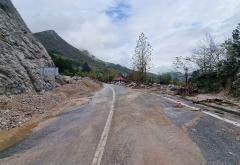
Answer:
xmin=101 ymin=87 xmax=205 ymax=165
xmin=0 ymin=77 xmax=101 ymax=150
xmin=0 ymin=85 xmax=239 ymax=164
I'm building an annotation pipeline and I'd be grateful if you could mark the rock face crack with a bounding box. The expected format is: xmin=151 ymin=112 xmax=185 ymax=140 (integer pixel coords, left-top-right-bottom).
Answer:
xmin=14 ymin=53 xmax=39 ymax=92
xmin=0 ymin=0 xmax=56 ymax=95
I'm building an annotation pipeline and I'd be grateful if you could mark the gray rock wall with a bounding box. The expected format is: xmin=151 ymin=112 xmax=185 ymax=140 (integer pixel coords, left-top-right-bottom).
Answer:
xmin=0 ymin=0 xmax=56 ymax=95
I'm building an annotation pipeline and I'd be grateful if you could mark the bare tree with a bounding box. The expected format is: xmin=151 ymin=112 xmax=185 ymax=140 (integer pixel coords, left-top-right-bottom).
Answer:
xmin=192 ymin=33 xmax=224 ymax=73
xmin=173 ymin=56 xmax=192 ymax=86
xmin=132 ymin=33 xmax=152 ymax=83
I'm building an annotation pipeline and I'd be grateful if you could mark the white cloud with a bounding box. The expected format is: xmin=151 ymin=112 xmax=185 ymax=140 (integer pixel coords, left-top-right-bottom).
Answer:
xmin=12 ymin=0 xmax=240 ymax=73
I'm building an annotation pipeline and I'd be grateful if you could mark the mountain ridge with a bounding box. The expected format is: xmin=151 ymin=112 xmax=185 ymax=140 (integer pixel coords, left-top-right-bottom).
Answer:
xmin=34 ymin=30 xmax=131 ymax=75
xmin=34 ymin=30 xmax=99 ymax=65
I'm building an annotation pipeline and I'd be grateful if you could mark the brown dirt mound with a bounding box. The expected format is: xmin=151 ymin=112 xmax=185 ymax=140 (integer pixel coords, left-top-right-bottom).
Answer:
xmin=0 ymin=77 xmax=102 ymax=130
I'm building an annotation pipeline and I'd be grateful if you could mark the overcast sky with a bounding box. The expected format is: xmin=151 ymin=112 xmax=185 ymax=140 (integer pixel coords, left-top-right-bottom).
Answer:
xmin=12 ymin=0 xmax=240 ymax=73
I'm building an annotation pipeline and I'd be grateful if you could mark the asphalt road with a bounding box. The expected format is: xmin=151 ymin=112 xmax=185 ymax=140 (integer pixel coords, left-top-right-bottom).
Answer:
xmin=0 ymin=85 xmax=239 ymax=165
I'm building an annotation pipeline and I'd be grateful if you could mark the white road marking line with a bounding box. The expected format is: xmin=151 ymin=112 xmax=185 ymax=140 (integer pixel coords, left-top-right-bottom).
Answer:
xmin=154 ymin=94 xmax=240 ymax=128
xmin=203 ymin=111 xmax=240 ymax=127
xmin=161 ymin=96 xmax=200 ymax=111
xmin=92 ymin=85 xmax=116 ymax=165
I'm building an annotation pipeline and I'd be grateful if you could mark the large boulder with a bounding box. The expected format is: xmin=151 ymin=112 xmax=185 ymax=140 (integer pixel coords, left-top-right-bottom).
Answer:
xmin=0 ymin=0 xmax=56 ymax=95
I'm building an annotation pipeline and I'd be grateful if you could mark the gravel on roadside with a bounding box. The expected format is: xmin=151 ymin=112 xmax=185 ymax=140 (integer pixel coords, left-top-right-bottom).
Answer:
xmin=0 ymin=77 xmax=101 ymax=130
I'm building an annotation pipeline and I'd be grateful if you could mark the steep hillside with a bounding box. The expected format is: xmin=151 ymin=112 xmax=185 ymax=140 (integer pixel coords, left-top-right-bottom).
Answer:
xmin=34 ymin=30 xmax=103 ymax=67
xmin=0 ymin=0 xmax=56 ymax=95
xmin=34 ymin=30 xmax=130 ymax=75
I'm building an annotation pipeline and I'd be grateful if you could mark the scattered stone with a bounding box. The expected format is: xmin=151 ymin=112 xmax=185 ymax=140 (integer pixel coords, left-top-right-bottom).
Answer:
xmin=0 ymin=77 xmax=101 ymax=130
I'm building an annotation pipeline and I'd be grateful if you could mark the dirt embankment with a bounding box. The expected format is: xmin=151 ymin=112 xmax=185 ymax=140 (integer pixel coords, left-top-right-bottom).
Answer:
xmin=0 ymin=77 xmax=102 ymax=131
xmin=0 ymin=76 xmax=101 ymax=151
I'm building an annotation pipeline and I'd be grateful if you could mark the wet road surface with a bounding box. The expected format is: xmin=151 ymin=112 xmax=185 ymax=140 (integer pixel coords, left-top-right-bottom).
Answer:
xmin=0 ymin=85 xmax=239 ymax=165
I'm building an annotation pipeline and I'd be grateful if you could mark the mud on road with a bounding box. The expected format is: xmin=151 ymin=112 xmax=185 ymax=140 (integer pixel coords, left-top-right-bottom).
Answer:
xmin=0 ymin=85 xmax=239 ymax=165
xmin=0 ymin=77 xmax=101 ymax=151
xmin=102 ymin=87 xmax=205 ymax=165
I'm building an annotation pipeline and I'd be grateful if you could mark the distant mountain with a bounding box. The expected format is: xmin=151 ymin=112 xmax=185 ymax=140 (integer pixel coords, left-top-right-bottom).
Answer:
xmin=34 ymin=30 xmax=102 ymax=67
xmin=105 ymin=63 xmax=130 ymax=77
xmin=167 ymin=72 xmax=185 ymax=80
xmin=34 ymin=30 xmax=130 ymax=75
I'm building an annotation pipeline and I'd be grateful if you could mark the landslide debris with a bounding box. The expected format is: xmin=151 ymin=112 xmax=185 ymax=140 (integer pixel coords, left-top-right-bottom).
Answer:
xmin=0 ymin=77 xmax=101 ymax=130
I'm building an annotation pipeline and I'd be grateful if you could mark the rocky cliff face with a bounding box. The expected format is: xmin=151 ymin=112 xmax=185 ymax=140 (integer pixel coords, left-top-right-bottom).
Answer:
xmin=0 ymin=0 xmax=56 ymax=95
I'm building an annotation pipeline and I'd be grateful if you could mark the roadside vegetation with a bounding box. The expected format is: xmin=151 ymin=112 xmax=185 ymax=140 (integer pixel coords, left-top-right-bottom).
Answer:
xmin=51 ymin=26 xmax=240 ymax=98
xmin=50 ymin=52 xmax=120 ymax=82
xmin=174 ymin=24 xmax=240 ymax=97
